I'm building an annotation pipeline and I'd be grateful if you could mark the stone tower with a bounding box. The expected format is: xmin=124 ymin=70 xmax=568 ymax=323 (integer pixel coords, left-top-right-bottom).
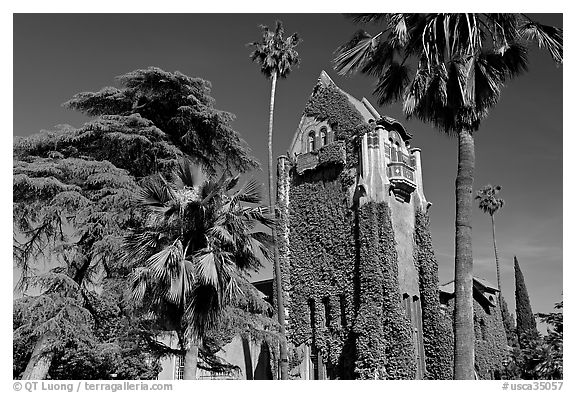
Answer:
xmin=276 ymin=71 xmax=431 ymax=379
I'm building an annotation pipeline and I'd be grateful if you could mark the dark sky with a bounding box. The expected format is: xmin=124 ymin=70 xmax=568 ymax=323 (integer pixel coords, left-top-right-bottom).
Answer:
xmin=13 ymin=14 xmax=563 ymax=318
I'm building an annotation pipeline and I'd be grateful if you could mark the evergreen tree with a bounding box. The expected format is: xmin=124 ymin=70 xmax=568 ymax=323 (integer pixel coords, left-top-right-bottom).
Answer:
xmin=14 ymin=67 xmax=259 ymax=379
xmin=514 ymin=256 xmax=538 ymax=345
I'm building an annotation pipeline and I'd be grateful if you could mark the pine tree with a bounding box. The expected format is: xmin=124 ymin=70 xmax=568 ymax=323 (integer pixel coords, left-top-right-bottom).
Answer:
xmin=514 ymin=256 xmax=538 ymax=345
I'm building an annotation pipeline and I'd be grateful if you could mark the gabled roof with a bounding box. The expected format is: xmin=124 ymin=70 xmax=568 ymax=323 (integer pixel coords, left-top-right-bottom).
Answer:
xmin=440 ymin=277 xmax=499 ymax=308
xmin=316 ymin=71 xmax=411 ymax=140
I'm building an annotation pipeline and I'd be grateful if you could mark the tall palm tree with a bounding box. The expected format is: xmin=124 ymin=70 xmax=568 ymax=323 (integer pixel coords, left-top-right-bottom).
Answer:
xmin=248 ymin=20 xmax=300 ymax=380
xmin=475 ymin=184 xmax=505 ymax=300
xmin=334 ymin=13 xmax=562 ymax=379
xmin=122 ymin=159 xmax=274 ymax=379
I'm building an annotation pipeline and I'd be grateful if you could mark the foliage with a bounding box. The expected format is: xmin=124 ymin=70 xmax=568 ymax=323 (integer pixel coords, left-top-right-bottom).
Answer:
xmin=514 ymin=256 xmax=538 ymax=344
xmin=501 ymin=297 xmax=518 ymax=347
xmin=122 ymin=159 xmax=275 ymax=343
xmin=248 ymin=21 xmax=301 ymax=80
xmin=503 ymin=302 xmax=563 ymax=380
xmin=284 ymin=77 xmax=416 ymax=379
xmin=64 ymin=67 xmax=258 ymax=175
xmin=414 ymin=209 xmax=453 ymax=379
xmin=12 ymin=275 xmax=161 ymax=380
xmin=355 ymin=202 xmax=416 ymax=379
xmin=13 ymin=67 xmax=263 ymax=379
xmin=287 ymin=173 xmax=356 ymax=378
xmin=334 ymin=13 xmax=562 ymax=133
xmin=473 ymin=301 xmax=508 ymax=379
xmin=476 ymin=185 xmax=505 ymax=216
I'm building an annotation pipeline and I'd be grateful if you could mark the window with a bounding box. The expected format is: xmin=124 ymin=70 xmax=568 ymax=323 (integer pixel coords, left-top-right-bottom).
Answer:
xmin=320 ymin=127 xmax=327 ymax=146
xmin=309 ymin=299 xmax=316 ymax=332
xmin=323 ymin=297 xmax=330 ymax=329
xmin=308 ymin=131 xmax=316 ymax=152
xmin=339 ymin=295 xmax=347 ymax=327
xmin=390 ymin=142 xmax=398 ymax=162
xmin=174 ymin=354 xmax=185 ymax=380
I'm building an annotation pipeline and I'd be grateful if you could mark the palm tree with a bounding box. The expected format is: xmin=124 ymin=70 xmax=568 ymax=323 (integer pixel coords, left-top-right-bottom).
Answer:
xmin=475 ymin=185 xmax=505 ymax=301
xmin=333 ymin=13 xmax=562 ymax=379
xmin=122 ymin=159 xmax=274 ymax=379
xmin=248 ymin=20 xmax=300 ymax=380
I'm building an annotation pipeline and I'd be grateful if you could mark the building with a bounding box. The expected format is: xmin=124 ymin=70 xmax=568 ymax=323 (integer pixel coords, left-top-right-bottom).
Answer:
xmin=440 ymin=277 xmax=508 ymax=380
xmin=157 ymin=71 xmax=508 ymax=380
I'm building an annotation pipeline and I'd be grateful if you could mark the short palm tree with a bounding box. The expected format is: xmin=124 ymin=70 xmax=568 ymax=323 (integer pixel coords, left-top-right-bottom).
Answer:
xmin=248 ymin=20 xmax=300 ymax=380
xmin=334 ymin=13 xmax=561 ymax=379
xmin=475 ymin=184 xmax=505 ymax=300
xmin=122 ymin=159 xmax=274 ymax=379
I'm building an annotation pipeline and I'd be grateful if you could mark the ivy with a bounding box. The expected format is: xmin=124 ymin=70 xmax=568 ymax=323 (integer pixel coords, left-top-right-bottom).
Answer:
xmin=287 ymin=173 xmax=356 ymax=378
xmin=303 ymin=82 xmax=374 ymax=186
xmin=278 ymin=78 xmax=428 ymax=380
xmin=355 ymin=202 xmax=415 ymax=379
xmin=414 ymin=209 xmax=453 ymax=379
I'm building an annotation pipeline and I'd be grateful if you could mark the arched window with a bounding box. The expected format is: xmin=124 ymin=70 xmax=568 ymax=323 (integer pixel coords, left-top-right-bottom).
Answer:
xmin=390 ymin=140 xmax=398 ymax=162
xmin=320 ymin=127 xmax=328 ymax=146
xmin=308 ymin=131 xmax=316 ymax=152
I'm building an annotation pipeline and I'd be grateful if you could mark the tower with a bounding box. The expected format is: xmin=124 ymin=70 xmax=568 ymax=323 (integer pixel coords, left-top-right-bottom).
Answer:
xmin=276 ymin=71 xmax=429 ymax=379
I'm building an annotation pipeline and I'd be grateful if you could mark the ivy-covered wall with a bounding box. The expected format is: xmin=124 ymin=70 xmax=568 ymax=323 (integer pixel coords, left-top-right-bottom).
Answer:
xmin=473 ymin=300 xmax=508 ymax=379
xmin=286 ymin=168 xmax=356 ymax=378
xmin=355 ymin=202 xmax=416 ymax=379
xmin=414 ymin=209 xmax=453 ymax=379
xmin=442 ymin=296 xmax=508 ymax=379
xmin=279 ymin=77 xmax=418 ymax=379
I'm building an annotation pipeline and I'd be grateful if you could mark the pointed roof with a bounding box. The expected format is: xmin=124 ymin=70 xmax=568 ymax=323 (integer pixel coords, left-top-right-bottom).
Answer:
xmin=440 ymin=277 xmax=499 ymax=307
xmin=316 ymin=70 xmax=412 ymax=140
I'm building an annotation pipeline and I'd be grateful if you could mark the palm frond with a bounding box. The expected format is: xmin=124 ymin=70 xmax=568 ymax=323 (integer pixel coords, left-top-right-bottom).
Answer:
xmin=195 ymin=249 xmax=219 ymax=289
xmin=129 ymin=267 xmax=150 ymax=304
xmin=491 ymin=42 xmax=529 ymax=78
xmin=137 ymin=176 xmax=174 ymax=212
xmin=334 ymin=30 xmax=382 ymax=76
xmin=172 ymin=159 xmax=204 ymax=189
xmin=232 ymin=178 xmax=262 ymax=205
xmin=346 ymin=14 xmax=388 ymax=25
xmin=519 ymin=20 xmax=563 ymax=64
xmin=373 ymin=62 xmax=411 ymax=106
xmin=146 ymin=240 xmax=185 ymax=283
xmin=360 ymin=40 xmax=398 ymax=77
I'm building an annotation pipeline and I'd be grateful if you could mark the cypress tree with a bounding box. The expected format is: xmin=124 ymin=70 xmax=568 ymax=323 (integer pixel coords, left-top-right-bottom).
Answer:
xmin=514 ymin=256 xmax=538 ymax=345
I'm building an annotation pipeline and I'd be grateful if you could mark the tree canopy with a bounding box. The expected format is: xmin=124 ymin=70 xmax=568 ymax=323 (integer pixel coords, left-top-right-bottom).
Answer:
xmin=334 ymin=13 xmax=562 ymax=134
xmin=13 ymin=67 xmax=265 ymax=380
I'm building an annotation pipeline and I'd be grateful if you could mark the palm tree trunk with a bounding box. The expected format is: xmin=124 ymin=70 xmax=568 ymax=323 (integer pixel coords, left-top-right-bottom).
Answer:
xmin=453 ymin=130 xmax=475 ymax=380
xmin=266 ymin=71 xmax=289 ymax=380
xmin=491 ymin=214 xmax=503 ymax=304
xmin=22 ymin=334 xmax=55 ymax=380
xmin=183 ymin=343 xmax=198 ymax=380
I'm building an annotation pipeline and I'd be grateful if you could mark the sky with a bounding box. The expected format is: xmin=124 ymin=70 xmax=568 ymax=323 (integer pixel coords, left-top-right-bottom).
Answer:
xmin=12 ymin=13 xmax=563 ymax=320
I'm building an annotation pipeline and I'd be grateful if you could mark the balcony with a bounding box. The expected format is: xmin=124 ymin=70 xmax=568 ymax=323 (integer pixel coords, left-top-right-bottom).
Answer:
xmin=387 ymin=161 xmax=416 ymax=202
xmin=296 ymin=141 xmax=346 ymax=175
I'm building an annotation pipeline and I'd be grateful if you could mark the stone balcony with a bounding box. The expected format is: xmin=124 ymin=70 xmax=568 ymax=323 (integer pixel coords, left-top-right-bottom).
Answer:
xmin=387 ymin=161 xmax=416 ymax=202
xmin=296 ymin=140 xmax=346 ymax=175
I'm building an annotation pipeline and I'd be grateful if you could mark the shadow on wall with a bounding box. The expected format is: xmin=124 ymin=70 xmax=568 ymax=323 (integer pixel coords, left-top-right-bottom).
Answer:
xmin=253 ymin=341 xmax=273 ymax=380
